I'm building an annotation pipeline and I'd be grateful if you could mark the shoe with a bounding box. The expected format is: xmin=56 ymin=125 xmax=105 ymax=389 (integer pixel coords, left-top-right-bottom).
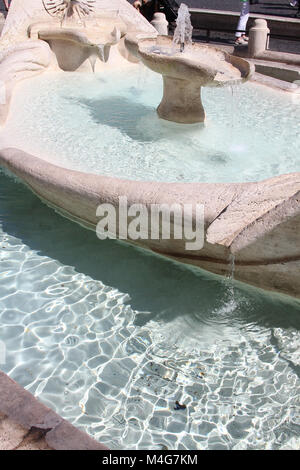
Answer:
xmin=242 ymin=35 xmax=249 ymax=41
xmin=290 ymin=1 xmax=298 ymax=7
xmin=235 ymin=37 xmax=247 ymax=45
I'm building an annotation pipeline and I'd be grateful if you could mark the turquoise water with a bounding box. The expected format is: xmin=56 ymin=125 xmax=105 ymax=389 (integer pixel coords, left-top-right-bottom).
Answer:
xmin=0 ymin=171 xmax=300 ymax=450
xmin=2 ymin=67 xmax=300 ymax=183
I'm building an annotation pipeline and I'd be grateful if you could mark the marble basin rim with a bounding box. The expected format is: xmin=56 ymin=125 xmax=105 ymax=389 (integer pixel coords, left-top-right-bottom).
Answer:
xmin=0 ymin=1 xmax=299 ymax=300
xmin=28 ymin=15 xmax=128 ymax=48
xmin=0 ymin=147 xmax=299 ymax=301
xmin=27 ymin=15 xmax=128 ymax=67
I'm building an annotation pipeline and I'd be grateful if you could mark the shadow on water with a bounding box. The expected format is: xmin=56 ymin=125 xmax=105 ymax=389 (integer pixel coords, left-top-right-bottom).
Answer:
xmin=70 ymin=96 xmax=158 ymax=143
xmin=1 ymin=171 xmax=300 ymax=333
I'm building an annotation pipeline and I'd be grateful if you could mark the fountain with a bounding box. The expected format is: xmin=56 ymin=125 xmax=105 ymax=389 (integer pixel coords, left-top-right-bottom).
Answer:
xmin=0 ymin=0 xmax=299 ymax=453
xmin=0 ymin=0 xmax=299 ymax=299
xmin=125 ymin=3 xmax=253 ymax=123
xmin=28 ymin=0 xmax=128 ymax=70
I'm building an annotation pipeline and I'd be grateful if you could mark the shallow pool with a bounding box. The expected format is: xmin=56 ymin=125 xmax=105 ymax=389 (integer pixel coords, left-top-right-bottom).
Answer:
xmin=0 ymin=171 xmax=299 ymax=450
xmin=2 ymin=67 xmax=300 ymax=183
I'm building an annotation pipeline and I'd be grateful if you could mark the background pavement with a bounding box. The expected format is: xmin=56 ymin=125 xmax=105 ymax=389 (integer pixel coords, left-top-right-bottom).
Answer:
xmin=128 ymin=0 xmax=300 ymax=18
xmin=1 ymin=2 xmax=299 ymax=52
xmin=1 ymin=1 xmax=300 ymax=18
xmin=128 ymin=0 xmax=300 ymax=53
xmin=177 ymin=1 xmax=300 ymax=18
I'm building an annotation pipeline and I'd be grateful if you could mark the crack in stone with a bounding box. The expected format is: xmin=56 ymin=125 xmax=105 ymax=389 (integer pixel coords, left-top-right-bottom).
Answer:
xmin=12 ymin=426 xmax=53 ymax=450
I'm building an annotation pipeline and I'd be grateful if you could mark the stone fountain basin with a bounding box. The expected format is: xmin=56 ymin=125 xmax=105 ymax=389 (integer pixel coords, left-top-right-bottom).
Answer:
xmin=28 ymin=18 xmax=127 ymax=67
xmin=125 ymin=35 xmax=254 ymax=124
xmin=0 ymin=40 xmax=299 ymax=299
xmin=126 ymin=35 xmax=253 ymax=87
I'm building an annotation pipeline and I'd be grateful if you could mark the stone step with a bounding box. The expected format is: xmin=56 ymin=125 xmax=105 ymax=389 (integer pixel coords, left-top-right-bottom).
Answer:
xmin=189 ymin=9 xmax=300 ymax=40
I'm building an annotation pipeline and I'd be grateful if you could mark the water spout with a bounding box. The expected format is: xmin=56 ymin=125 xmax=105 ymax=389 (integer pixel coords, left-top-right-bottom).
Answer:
xmin=89 ymin=53 xmax=97 ymax=73
xmin=173 ymin=3 xmax=193 ymax=53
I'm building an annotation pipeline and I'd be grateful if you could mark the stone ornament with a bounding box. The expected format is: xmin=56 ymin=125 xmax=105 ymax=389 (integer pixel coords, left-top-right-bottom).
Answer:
xmin=42 ymin=0 xmax=95 ymax=23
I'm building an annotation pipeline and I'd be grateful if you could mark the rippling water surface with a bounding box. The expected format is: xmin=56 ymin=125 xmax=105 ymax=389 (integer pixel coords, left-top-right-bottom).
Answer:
xmin=1 ymin=67 xmax=300 ymax=182
xmin=0 ymin=172 xmax=299 ymax=449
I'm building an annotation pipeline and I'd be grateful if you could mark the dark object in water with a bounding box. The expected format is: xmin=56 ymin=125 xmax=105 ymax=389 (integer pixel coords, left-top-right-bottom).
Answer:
xmin=174 ymin=401 xmax=186 ymax=410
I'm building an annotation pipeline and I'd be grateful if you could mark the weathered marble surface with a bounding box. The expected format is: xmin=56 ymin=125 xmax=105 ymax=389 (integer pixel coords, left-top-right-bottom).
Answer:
xmin=0 ymin=371 xmax=108 ymax=450
xmin=1 ymin=0 xmax=156 ymax=40
xmin=0 ymin=39 xmax=52 ymax=124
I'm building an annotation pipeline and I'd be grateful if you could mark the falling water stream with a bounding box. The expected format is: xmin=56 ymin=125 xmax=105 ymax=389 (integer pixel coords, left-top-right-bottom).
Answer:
xmin=229 ymin=254 xmax=236 ymax=280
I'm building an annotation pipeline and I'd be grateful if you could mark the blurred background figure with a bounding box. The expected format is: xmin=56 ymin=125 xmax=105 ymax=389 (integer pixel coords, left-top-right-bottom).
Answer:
xmin=235 ymin=0 xmax=250 ymax=45
xmin=290 ymin=0 xmax=300 ymax=16
xmin=2 ymin=0 xmax=10 ymax=11
xmin=133 ymin=0 xmax=178 ymax=24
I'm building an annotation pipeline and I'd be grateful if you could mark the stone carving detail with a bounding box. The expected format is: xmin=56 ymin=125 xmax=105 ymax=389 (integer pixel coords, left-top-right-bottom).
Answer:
xmin=42 ymin=0 xmax=95 ymax=22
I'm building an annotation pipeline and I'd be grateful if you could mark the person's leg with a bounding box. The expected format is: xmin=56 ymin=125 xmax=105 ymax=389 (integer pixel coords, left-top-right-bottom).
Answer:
xmin=3 ymin=0 xmax=10 ymax=10
xmin=236 ymin=1 xmax=250 ymax=37
xmin=235 ymin=1 xmax=250 ymax=44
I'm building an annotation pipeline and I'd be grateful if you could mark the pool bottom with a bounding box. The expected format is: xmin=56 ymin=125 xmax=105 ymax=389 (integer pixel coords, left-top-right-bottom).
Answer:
xmin=0 ymin=171 xmax=300 ymax=450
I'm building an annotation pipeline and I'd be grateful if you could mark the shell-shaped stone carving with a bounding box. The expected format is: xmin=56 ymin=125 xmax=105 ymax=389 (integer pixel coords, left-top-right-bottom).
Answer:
xmin=42 ymin=0 xmax=95 ymax=21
